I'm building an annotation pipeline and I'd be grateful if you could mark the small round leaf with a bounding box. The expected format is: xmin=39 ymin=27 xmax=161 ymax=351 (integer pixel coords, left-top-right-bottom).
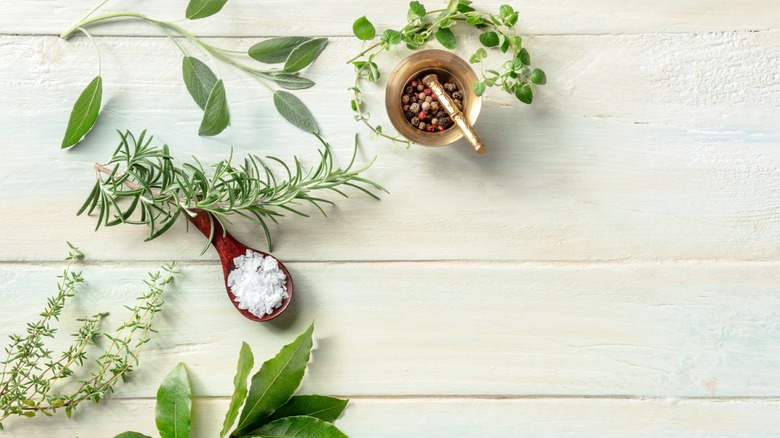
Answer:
xmin=353 ymin=16 xmax=376 ymax=41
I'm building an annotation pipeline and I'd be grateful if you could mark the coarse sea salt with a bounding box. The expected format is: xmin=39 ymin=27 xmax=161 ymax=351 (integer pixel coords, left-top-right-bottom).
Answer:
xmin=227 ymin=250 xmax=288 ymax=318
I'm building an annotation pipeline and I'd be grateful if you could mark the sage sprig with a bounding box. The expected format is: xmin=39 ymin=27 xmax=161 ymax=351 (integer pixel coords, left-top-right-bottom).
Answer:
xmin=0 ymin=245 xmax=176 ymax=427
xmin=349 ymin=0 xmax=546 ymax=146
xmin=78 ymin=130 xmax=386 ymax=252
xmin=60 ymin=0 xmax=327 ymax=148
xmin=116 ymin=324 xmax=350 ymax=438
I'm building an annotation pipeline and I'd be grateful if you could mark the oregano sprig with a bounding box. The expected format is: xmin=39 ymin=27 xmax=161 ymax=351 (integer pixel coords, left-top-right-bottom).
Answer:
xmin=0 ymin=245 xmax=176 ymax=426
xmin=78 ymin=130 xmax=386 ymax=252
xmin=349 ymin=0 xmax=546 ymax=147
xmin=60 ymin=0 xmax=327 ymax=148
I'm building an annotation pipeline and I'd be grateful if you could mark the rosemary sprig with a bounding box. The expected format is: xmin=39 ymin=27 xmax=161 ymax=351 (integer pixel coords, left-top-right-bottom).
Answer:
xmin=0 ymin=245 xmax=176 ymax=426
xmin=79 ymin=130 xmax=387 ymax=252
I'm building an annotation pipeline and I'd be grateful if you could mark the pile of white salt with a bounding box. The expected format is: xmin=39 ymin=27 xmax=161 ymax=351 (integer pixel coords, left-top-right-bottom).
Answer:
xmin=226 ymin=250 xmax=288 ymax=317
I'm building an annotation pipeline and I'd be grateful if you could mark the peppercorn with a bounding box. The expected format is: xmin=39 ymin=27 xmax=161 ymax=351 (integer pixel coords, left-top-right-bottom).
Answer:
xmin=418 ymin=92 xmax=426 ymax=101
xmin=443 ymin=83 xmax=456 ymax=92
xmin=423 ymin=88 xmax=432 ymax=96
xmin=409 ymin=103 xmax=420 ymax=114
xmin=417 ymin=84 xmax=424 ymax=92
xmin=425 ymin=96 xmax=432 ymax=103
xmin=402 ymin=95 xmax=410 ymax=104
xmin=418 ymin=122 xmax=426 ymax=130
xmin=411 ymin=116 xmax=420 ymax=126
xmin=403 ymin=104 xmax=410 ymax=112
xmin=418 ymin=111 xmax=427 ymax=121
xmin=439 ymin=116 xmax=452 ymax=128
xmin=431 ymin=118 xmax=439 ymax=126
xmin=405 ymin=111 xmax=415 ymax=120
xmin=421 ymin=101 xmax=431 ymax=112
xmin=411 ymin=81 xmax=418 ymax=87
xmin=452 ymin=91 xmax=463 ymax=100
xmin=430 ymin=102 xmax=439 ymax=112
xmin=436 ymin=110 xmax=445 ymax=119
xmin=453 ymin=99 xmax=462 ymax=110
xmin=426 ymin=124 xmax=436 ymax=132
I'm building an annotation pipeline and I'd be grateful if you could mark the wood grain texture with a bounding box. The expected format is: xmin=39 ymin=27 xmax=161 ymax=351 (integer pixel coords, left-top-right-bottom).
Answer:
xmin=1 ymin=0 xmax=778 ymax=36
xmin=0 ymin=32 xmax=778 ymax=262
xmin=1 ymin=262 xmax=778 ymax=398
xmin=2 ymin=0 xmax=779 ymax=435
xmin=4 ymin=397 xmax=780 ymax=437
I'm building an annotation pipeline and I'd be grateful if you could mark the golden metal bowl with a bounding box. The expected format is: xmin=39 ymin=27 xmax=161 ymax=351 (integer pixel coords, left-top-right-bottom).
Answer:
xmin=385 ymin=49 xmax=482 ymax=148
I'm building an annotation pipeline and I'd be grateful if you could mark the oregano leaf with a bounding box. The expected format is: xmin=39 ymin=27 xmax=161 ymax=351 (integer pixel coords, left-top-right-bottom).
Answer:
xmin=182 ymin=56 xmax=217 ymax=110
xmin=479 ymin=31 xmax=500 ymax=47
xmin=198 ymin=80 xmax=230 ymax=136
xmin=434 ymin=27 xmax=456 ymax=49
xmin=517 ymin=47 xmax=531 ymax=65
xmin=531 ymin=68 xmax=547 ymax=85
xmin=409 ymin=1 xmax=426 ymax=17
xmin=249 ymin=37 xmax=312 ymax=64
xmin=473 ymin=81 xmax=487 ymax=97
xmin=273 ymin=91 xmax=319 ymax=134
xmin=155 ymin=363 xmax=192 ymax=438
xmin=185 ymin=0 xmax=228 ymax=20
xmin=284 ymin=38 xmax=328 ymax=73
xmin=62 ymin=75 xmax=102 ymax=149
xmin=515 ymin=83 xmax=533 ymax=104
xmin=352 ymin=16 xmax=376 ymax=41
xmin=380 ymin=29 xmax=403 ymax=45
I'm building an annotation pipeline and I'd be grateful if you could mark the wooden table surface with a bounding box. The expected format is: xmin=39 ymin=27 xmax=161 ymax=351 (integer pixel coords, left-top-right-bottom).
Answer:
xmin=2 ymin=1 xmax=779 ymax=436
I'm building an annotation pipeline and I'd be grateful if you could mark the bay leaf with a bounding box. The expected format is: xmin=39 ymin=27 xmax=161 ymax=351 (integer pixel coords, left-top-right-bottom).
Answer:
xmin=265 ymin=395 xmax=348 ymax=424
xmin=155 ymin=363 xmax=192 ymax=438
xmin=220 ymin=342 xmax=255 ymax=438
xmin=235 ymin=324 xmax=314 ymax=435
xmin=248 ymin=416 xmax=348 ymax=438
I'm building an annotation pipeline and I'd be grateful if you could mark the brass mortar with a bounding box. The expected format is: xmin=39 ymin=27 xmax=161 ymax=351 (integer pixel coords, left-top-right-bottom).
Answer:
xmin=385 ymin=49 xmax=484 ymax=153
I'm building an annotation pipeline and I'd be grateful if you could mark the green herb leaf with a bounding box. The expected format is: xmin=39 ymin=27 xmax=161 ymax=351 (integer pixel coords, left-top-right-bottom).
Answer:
xmin=479 ymin=31 xmax=500 ymax=47
xmin=220 ymin=342 xmax=255 ymax=438
xmin=517 ymin=47 xmax=531 ymax=65
xmin=473 ymin=81 xmax=487 ymax=96
xmin=515 ymin=82 xmax=533 ymax=104
xmin=273 ymin=91 xmax=319 ymax=134
xmin=506 ymin=11 xmax=519 ymax=26
xmin=284 ymin=38 xmax=328 ymax=73
xmin=469 ymin=48 xmax=487 ymax=64
xmin=182 ymin=56 xmax=218 ymax=110
xmin=115 ymin=433 xmax=154 ymax=438
xmin=235 ymin=324 xmax=315 ymax=435
xmin=266 ymin=395 xmax=348 ymax=424
xmin=409 ymin=1 xmax=426 ymax=17
xmin=62 ymin=75 xmax=102 ymax=148
xmin=248 ymin=415 xmax=348 ymax=438
xmin=352 ymin=16 xmax=376 ymax=41
xmin=198 ymin=80 xmax=230 ymax=136
xmin=499 ymin=4 xmax=514 ymax=18
xmin=155 ymin=363 xmax=192 ymax=438
xmin=380 ymin=29 xmax=403 ymax=45
xmin=434 ymin=27 xmax=456 ymax=49
xmin=185 ymin=0 xmax=228 ymax=19
xmin=249 ymin=37 xmax=312 ymax=64
xmin=531 ymin=68 xmax=547 ymax=85
xmin=270 ymin=73 xmax=316 ymax=90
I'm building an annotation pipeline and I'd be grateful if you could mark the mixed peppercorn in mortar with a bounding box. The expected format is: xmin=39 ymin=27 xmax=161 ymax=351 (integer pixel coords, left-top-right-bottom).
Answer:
xmin=401 ymin=76 xmax=463 ymax=133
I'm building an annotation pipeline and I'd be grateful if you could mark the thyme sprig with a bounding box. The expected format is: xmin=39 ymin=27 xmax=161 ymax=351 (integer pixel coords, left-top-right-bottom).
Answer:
xmin=79 ymin=130 xmax=386 ymax=251
xmin=0 ymin=245 xmax=176 ymax=426
xmin=349 ymin=0 xmax=546 ymax=147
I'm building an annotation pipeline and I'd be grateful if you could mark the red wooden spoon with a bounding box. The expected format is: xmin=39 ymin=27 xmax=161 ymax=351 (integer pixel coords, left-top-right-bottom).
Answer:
xmin=186 ymin=210 xmax=293 ymax=322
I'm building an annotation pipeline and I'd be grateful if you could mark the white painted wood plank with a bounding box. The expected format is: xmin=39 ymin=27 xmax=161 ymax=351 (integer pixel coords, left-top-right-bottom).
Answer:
xmin=1 ymin=0 xmax=778 ymax=36
xmin=3 ymin=397 xmax=780 ymax=437
xmin=0 ymin=34 xmax=777 ymax=262
xmin=2 ymin=262 xmax=779 ymax=398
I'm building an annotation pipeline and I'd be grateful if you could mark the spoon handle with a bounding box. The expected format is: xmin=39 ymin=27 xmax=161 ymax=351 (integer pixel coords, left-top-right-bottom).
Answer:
xmin=186 ymin=210 xmax=243 ymax=267
xmin=422 ymin=73 xmax=486 ymax=155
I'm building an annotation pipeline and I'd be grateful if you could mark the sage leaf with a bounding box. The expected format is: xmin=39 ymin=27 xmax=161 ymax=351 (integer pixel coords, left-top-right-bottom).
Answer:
xmin=248 ymin=415 xmax=348 ymax=438
xmin=352 ymin=16 xmax=376 ymax=41
xmin=270 ymin=73 xmax=316 ymax=90
xmin=235 ymin=324 xmax=314 ymax=435
xmin=249 ymin=37 xmax=312 ymax=64
xmin=182 ymin=56 xmax=217 ymax=110
xmin=62 ymin=75 xmax=102 ymax=148
xmin=198 ymin=80 xmax=230 ymax=136
xmin=479 ymin=31 xmax=500 ymax=47
xmin=266 ymin=395 xmax=348 ymax=424
xmin=273 ymin=91 xmax=318 ymax=134
xmin=283 ymin=38 xmax=328 ymax=73
xmin=114 ymin=433 xmax=153 ymax=438
xmin=434 ymin=27 xmax=456 ymax=49
xmin=155 ymin=363 xmax=192 ymax=438
xmin=185 ymin=0 xmax=228 ymax=19
xmin=220 ymin=342 xmax=255 ymax=438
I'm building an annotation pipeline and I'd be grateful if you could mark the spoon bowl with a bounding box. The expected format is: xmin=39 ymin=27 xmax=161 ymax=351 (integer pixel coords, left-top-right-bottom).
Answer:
xmin=186 ymin=210 xmax=293 ymax=322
